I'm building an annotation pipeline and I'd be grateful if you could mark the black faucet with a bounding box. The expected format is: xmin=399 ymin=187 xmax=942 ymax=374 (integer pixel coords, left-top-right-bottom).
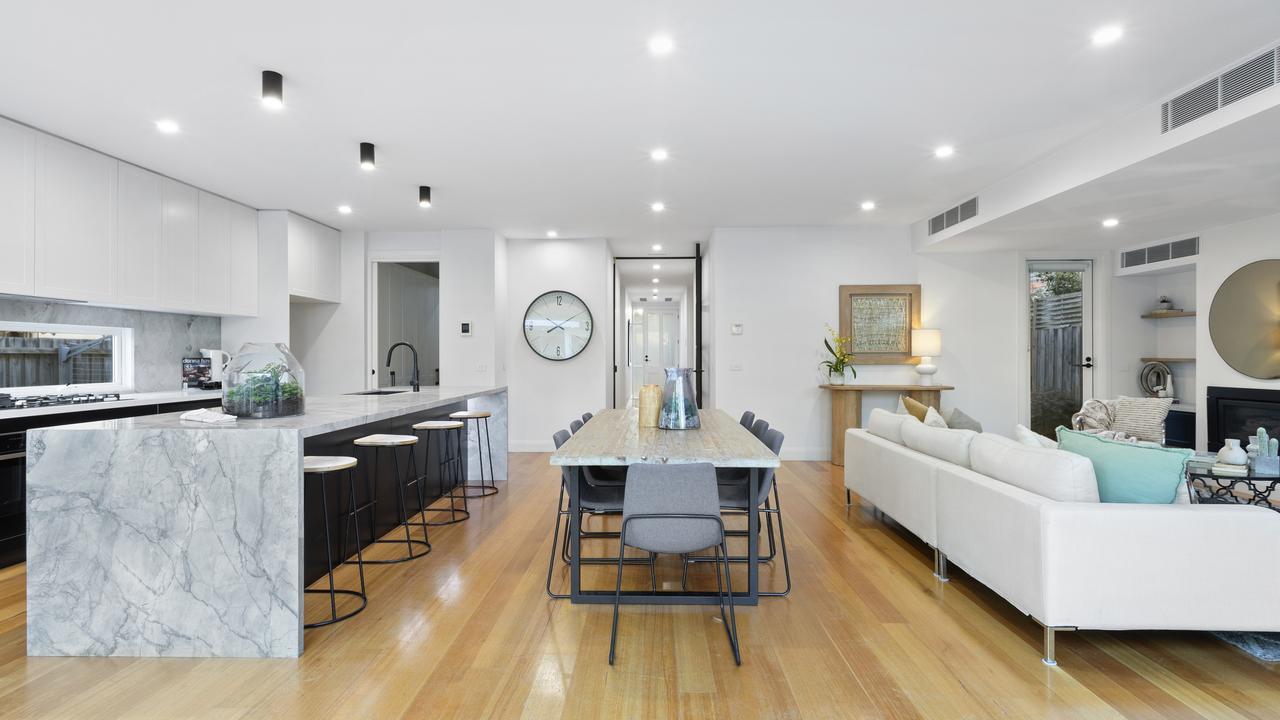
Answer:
xmin=386 ymin=342 xmax=420 ymax=392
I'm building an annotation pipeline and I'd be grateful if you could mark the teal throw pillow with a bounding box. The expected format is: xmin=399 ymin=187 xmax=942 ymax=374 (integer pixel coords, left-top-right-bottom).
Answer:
xmin=1055 ymin=426 xmax=1192 ymax=504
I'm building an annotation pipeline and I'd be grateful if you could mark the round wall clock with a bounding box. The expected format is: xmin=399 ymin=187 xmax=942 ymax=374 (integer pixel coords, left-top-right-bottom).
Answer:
xmin=523 ymin=290 xmax=593 ymax=361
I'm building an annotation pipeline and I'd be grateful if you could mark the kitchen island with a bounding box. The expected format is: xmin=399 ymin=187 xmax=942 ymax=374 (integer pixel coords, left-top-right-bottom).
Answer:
xmin=25 ymin=385 xmax=507 ymax=659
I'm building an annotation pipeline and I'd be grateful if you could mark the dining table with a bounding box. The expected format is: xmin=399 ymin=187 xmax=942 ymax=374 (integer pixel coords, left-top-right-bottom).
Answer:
xmin=549 ymin=408 xmax=780 ymax=606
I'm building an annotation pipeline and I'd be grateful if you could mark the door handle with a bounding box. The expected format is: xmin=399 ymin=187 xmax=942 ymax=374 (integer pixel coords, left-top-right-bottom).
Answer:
xmin=1069 ymin=356 xmax=1094 ymax=369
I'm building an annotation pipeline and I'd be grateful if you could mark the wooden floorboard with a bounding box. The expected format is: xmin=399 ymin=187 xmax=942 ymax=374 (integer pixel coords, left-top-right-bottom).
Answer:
xmin=0 ymin=453 xmax=1277 ymax=719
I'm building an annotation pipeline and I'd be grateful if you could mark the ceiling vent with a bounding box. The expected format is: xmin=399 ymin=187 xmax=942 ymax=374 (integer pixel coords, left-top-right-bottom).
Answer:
xmin=928 ymin=197 xmax=978 ymax=235
xmin=1121 ymin=237 xmax=1199 ymax=269
xmin=1161 ymin=47 xmax=1278 ymax=132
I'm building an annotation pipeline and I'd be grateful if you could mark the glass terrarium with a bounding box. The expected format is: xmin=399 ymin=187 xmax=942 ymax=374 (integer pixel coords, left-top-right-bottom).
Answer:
xmin=222 ymin=343 xmax=306 ymax=419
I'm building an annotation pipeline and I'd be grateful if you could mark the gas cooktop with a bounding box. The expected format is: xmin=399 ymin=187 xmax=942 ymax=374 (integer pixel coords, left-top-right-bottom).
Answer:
xmin=0 ymin=393 xmax=122 ymax=410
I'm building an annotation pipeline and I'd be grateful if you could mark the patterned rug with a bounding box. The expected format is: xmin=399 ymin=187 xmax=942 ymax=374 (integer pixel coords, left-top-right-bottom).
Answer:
xmin=1214 ymin=632 xmax=1280 ymax=661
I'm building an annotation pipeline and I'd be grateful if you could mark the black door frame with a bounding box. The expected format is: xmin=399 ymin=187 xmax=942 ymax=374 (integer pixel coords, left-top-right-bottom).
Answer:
xmin=612 ymin=243 xmax=703 ymax=408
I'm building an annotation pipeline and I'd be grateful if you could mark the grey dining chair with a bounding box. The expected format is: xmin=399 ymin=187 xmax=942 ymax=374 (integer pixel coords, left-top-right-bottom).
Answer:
xmin=582 ymin=412 xmax=594 ymax=423
xmin=739 ymin=411 xmax=755 ymax=430
xmin=749 ymin=418 xmax=770 ymax=440
xmin=570 ymin=419 xmax=584 ymax=434
xmin=610 ymin=462 xmax=741 ymax=666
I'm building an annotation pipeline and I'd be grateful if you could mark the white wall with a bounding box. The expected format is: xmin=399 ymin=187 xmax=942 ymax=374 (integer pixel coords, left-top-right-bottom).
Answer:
xmin=290 ymin=230 xmax=367 ymax=395
xmin=505 ymin=237 xmax=613 ymax=451
xmin=1156 ymin=269 xmax=1197 ymax=405
xmin=1195 ymin=212 xmax=1280 ymax=449
xmin=222 ymin=210 xmax=290 ymax=353
xmin=1108 ymin=274 xmax=1157 ymax=400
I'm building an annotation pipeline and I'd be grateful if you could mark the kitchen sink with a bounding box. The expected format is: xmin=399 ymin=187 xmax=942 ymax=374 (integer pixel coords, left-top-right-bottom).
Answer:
xmin=346 ymin=390 xmax=407 ymax=396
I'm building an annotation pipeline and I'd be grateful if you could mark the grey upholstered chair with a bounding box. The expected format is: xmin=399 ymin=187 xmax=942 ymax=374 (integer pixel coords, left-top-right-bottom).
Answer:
xmin=721 ymin=428 xmax=790 ymax=596
xmin=609 ymin=462 xmax=741 ymax=665
xmin=581 ymin=412 xmax=593 ymax=423
xmin=569 ymin=419 xmax=584 ymax=434
xmin=739 ymin=411 xmax=755 ymax=430
xmin=749 ymin=418 xmax=770 ymax=440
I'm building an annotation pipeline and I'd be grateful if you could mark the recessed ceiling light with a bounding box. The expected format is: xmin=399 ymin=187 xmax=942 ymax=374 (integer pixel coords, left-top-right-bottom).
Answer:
xmin=261 ymin=70 xmax=284 ymax=111
xmin=651 ymin=201 xmax=666 ymax=213
xmin=546 ymin=230 xmax=558 ymax=238
xmin=360 ymin=142 xmax=376 ymax=171
xmin=860 ymin=200 xmax=876 ymax=211
xmin=419 ymin=186 xmax=432 ymax=208
xmin=652 ymin=244 xmax=663 ymax=252
xmin=154 ymin=119 xmax=180 ymax=135
xmin=650 ymin=147 xmax=669 ymax=162
xmin=337 ymin=205 xmax=352 ymax=215
xmin=648 ymin=34 xmax=675 ymax=56
xmin=934 ymin=145 xmax=955 ymax=159
xmin=652 ymin=264 xmax=661 ymax=270
xmin=1092 ymin=25 xmax=1124 ymax=47
xmin=652 ymin=278 xmax=659 ymax=283
xmin=1102 ymin=217 xmax=1120 ymax=228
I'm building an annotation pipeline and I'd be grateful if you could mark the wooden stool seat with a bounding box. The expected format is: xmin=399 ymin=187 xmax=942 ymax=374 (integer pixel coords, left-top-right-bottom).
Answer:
xmin=449 ymin=410 xmax=492 ymax=420
xmin=304 ymin=455 xmax=358 ymax=473
xmin=354 ymin=433 xmax=418 ymax=447
xmin=413 ymin=420 xmax=465 ymax=431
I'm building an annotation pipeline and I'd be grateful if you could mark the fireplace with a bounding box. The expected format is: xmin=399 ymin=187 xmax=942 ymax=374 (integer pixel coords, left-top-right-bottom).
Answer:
xmin=1206 ymin=386 xmax=1280 ymax=452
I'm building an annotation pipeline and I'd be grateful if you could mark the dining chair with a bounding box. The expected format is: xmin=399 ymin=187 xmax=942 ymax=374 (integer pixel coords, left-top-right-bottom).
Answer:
xmin=582 ymin=412 xmax=593 ymax=423
xmin=609 ymin=462 xmax=740 ymax=665
xmin=570 ymin=419 xmax=584 ymax=434
xmin=739 ymin=411 xmax=755 ymax=430
xmin=750 ymin=418 xmax=770 ymax=440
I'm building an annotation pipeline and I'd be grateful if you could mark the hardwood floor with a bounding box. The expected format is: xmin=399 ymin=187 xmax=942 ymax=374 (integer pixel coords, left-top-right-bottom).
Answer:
xmin=1 ymin=453 xmax=1277 ymax=719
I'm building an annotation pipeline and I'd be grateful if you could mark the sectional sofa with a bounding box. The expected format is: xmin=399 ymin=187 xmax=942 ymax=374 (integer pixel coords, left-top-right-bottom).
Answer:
xmin=844 ymin=409 xmax=1280 ymax=666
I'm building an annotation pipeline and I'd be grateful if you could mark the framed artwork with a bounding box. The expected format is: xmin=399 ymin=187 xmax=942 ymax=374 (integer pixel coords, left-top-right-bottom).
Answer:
xmin=838 ymin=284 xmax=921 ymax=365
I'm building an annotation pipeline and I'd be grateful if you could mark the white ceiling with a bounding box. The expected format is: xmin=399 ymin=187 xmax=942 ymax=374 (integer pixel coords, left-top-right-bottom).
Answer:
xmin=5 ymin=1 xmax=1280 ymax=257
xmin=617 ymin=258 xmax=695 ymax=301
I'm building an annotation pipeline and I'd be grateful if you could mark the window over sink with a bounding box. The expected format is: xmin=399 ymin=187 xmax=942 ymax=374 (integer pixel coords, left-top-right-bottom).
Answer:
xmin=0 ymin=321 xmax=134 ymax=395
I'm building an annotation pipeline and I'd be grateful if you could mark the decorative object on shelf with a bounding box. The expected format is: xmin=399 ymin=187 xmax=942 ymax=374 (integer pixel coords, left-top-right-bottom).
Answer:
xmin=1252 ymin=427 xmax=1280 ymax=477
xmin=638 ymin=384 xmax=661 ymax=428
xmin=838 ymin=284 xmax=921 ymax=365
xmin=222 ymin=343 xmax=306 ymax=419
xmin=1138 ymin=361 xmax=1173 ymax=398
xmin=523 ymin=290 xmax=593 ymax=361
xmin=911 ymin=328 xmax=942 ymax=385
xmin=1154 ymin=296 xmax=1176 ymax=313
xmin=819 ymin=324 xmax=855 ymax=385
xmin=1217 ymin=438 xmax=1248 ymax=466
xmin=658 ymin=368 xmax=700 ymax=430
xmin=1208 ymin=258 xmax=1280 ymax=380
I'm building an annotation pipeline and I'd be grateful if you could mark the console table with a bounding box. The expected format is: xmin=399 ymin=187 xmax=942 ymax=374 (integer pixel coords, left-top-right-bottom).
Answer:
xmin=821 ymin=384 xmax=954 ymax=465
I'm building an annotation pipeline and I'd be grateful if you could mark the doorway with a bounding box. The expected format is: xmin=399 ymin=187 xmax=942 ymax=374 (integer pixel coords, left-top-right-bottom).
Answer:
xmin=375 ymin=262 xmax=440 ymax=388
xmin=1027 ymin=260 xmax=1093 ymax=436
xmin=613 ymin=256 xmax=698 ymax=408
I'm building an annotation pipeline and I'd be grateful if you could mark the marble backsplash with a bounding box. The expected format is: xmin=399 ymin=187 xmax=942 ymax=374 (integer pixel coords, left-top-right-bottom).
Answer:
xmin=0 ymin=298 xmax=220 ymax=393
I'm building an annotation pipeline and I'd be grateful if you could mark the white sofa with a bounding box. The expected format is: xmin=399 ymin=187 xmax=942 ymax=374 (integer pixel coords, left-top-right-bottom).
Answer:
xmin=844 ymin=411 xmax=1280 ymax=666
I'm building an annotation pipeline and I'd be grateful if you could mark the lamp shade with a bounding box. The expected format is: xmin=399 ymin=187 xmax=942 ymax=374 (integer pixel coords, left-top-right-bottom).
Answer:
xmin=911 ymin=328 xmax=942 ymax=357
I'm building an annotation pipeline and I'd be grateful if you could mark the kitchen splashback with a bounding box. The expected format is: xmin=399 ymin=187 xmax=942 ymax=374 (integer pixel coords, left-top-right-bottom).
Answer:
xmin=0 ymin=298 xmax=220 ymax=393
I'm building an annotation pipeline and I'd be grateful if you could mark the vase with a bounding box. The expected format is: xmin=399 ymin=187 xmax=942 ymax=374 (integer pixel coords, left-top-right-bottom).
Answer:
xmin=828 ymin=370 xmax=844 ymax=386
xmin=1216 ymin=438 xmax=1247 ymax=466
xmin=222 ymin=342 xmax=306 ymax=419
xmin=638 ymin=384 xmax=662 ymax=428
xmin=659 ymin=368 xmax=700 ymax=430
xmin=842 ymin=367 xmax=856 ymax=385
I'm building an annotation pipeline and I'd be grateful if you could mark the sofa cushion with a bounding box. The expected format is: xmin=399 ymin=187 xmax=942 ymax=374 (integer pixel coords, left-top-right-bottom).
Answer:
xmin=1112 ymin=396 xmax=1173 ymax=443
xmin=899 ymin=395 xmax=929 ymax=422
xmin=923 ymin=406 xmax=949 ymax=428
xmin=945 ymin=407 xmax=983 ymax=432
xmin=1014 ymin=423 xmax=1058 ymax=449
xmin=900 ymin=420 xmax=977 ymax=468
xmin=1056 ymin=427 xmax=1192 ymax=503
xmin=970 ymin=433 xmax=1099 ymax=502
xmin=866 ymin=407 xmax=915 ymax=445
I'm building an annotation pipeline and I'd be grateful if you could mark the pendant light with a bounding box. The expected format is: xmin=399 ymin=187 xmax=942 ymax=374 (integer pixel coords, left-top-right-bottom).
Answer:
xmin=261 ymin=70 xmax=284 ymax=111
xmin=360 ymin=142 xmax=376 ymax=171
xmin=419 ymin=186 xmax=432 ymax=208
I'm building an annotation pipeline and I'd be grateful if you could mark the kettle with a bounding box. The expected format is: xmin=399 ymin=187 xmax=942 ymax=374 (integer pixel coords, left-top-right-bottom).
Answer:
xmin=200 ymin=349 xmax=231 ymax=383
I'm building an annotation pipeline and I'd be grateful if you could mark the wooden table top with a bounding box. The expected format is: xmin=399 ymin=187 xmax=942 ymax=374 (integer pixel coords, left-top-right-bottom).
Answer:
xmin=819 ymin=384 xmax=955 ymax=391
xmin=549 ymin=408 xmax=779 ymax=468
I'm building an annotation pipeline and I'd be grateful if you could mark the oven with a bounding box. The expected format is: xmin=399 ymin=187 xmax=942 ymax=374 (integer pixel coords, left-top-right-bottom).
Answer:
xmin=0 ymin=431 xmax=25 ymax=568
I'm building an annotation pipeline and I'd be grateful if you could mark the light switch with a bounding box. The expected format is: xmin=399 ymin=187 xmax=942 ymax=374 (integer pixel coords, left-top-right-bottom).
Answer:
xmin=730 ymin=323 xmax=743 ymax=335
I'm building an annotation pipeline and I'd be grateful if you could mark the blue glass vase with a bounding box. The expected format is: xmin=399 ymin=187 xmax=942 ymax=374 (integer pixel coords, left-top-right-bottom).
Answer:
xmin=659 ymin=367 xmax=700 ymax=430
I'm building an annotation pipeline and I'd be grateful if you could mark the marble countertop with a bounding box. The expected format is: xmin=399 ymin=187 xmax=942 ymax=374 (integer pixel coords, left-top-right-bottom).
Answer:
xmin=0 ymin=388 xmax=222 ymax=420
xmin=44 ymin=385 xmax=507 ymax=438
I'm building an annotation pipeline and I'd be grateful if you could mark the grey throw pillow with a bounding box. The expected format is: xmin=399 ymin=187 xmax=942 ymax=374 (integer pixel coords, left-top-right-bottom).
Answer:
xmin=945 ymin=407 xmax=983 ymax=432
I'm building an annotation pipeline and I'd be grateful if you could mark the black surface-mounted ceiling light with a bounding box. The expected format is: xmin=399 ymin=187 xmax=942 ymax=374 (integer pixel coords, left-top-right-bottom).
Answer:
xmin=261 ymin=70 xmax=284 ymax=110
xmin=360 ymin=142 xmax=375 ymax=171
xmin=419 ymin=186 xmax=432 ymax=208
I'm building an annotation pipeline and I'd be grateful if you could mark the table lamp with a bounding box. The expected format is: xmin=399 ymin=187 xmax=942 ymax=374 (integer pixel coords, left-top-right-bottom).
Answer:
xmin=912 ymin=328 xmax=942 ymax=385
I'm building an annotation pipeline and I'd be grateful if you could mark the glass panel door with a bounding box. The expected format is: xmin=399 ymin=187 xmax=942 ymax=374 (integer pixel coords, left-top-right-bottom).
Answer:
xmin=1028 ymin=261 xmax=1093 ymax=437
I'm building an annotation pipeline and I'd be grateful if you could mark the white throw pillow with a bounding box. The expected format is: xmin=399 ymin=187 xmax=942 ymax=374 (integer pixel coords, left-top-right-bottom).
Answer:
xmin=1014 ymin=423 xmax=1058 ymax=449
xmin=923 ymin=406 xmax=949 ymax=428
xmin=900 ymin=420 xmax=978 ymax=468
xmin=971 ymin=433 xmax=1100 ymax=502
xmin=1112 ymin=396 xmax=1173 ymax=443
xmin=866 ymin=407 xmax=915 ymax=445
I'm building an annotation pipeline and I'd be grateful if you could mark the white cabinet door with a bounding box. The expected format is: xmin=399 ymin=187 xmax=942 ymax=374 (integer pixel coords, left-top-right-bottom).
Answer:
xmin=115 ymin=163 xmax=162 ymax=306
xmin=196 ymin=191 xmax=231 ymax=314
xmin=315 ymin=225 xmax=341 ymax=302
xmin=287 ymin=215 xmax=314 ymax=299
xmin=287 ymin=214 xmax=340 ymax=302
xmin=34 ymin=135 xmax=117 ymax=302
xmin=228 ymin=203 xmax=259 ymax=316
xmin=0 ymin=119 xmax=35 ymax=295
xmin=159 ymin=178 xmax=198 ymax=311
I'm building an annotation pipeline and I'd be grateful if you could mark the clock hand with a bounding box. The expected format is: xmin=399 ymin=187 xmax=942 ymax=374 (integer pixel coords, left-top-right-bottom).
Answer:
xmin=545 ymin=310 xmax=589 ymax=333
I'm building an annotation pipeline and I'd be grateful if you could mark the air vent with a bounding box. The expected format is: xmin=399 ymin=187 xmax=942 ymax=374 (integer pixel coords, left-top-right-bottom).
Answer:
xmin=927 ymin=197 xmax=979 ymax=235
xmin=1162 ymin=46 xmax=1278 ymax=132
xmin=1121 ymin=237 xmax=1199 ymax=269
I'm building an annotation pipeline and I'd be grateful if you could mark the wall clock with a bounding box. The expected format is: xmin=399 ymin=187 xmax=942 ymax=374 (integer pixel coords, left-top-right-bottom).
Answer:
xmin=523 ymin=290 xmax=593 ymax=361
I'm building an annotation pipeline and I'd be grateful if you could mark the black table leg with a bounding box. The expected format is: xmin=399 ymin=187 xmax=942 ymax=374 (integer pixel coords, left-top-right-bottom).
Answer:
xmin=748 ymin=467 xmax=759 ymax=600
xmin=569 ymin=465 xmax=582 ymax=602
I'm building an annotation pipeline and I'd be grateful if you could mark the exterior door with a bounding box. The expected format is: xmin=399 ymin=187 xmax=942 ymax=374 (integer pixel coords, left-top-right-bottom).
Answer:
xmin=1027 ymin=261 xmax=1094 ymax=437
xmin=642 ymin=308 xmax=680 ymax=387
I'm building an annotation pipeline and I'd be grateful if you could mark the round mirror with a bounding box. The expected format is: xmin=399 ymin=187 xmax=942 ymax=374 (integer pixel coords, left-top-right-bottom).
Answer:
xmin=1208 ymin=259 xmax=1280 ymax=380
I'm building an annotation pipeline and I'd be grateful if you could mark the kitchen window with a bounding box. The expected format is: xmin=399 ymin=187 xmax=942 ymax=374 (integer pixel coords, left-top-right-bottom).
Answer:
xmin=0 ymin=321 xmax=134 ymax=395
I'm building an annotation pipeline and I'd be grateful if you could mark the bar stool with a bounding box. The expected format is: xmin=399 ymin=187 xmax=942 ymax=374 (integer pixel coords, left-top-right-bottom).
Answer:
xmin=350 ymin=433 xmax=431 ymax=563
xmin=304 ymin=455 xmax=367 ymax=628
xmin=449 ymin=410 xmax=498 ymax=498
xmin=413 ymin=419 xmax=470 ymax=525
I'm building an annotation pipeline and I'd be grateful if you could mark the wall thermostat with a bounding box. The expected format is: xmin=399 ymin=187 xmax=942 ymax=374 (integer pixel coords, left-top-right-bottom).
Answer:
xmin=460 ymin=322 xmax=472 ymax=336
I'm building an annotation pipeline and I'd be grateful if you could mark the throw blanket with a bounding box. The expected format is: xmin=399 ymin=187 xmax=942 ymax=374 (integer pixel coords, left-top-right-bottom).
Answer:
xmin=1071 ymin=399 xmax=1114 ymax=432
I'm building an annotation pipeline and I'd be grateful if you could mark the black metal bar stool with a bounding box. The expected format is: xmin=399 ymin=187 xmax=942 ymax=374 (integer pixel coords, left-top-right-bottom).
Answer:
xmin=304 ymin=455 xmax=368 ymax=628
xmin=449 ymin=410 xmax=498 ymax=498
xmin=413 ymin=419 xmax=470 ymax=525
xmin=350 ymin=433 xmax=431 ymax=563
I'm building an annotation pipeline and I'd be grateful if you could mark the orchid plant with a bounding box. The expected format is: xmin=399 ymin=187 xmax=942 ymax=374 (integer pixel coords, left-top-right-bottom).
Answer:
xmin=819 ymin=324 xmax=856 ymax=378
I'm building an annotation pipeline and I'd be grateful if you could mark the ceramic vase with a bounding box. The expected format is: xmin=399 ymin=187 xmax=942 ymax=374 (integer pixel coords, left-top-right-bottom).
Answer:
xmin=828 ymin=370 xmax=845 ymax=386
xmin=842 ymin=367 xmax=856 ymax=385
xmin=1216 ymin=438 xmax=1248 ymax=466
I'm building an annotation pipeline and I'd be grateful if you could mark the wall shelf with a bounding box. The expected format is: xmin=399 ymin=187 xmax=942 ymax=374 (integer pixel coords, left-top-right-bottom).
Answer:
xmin=1141 ymin=357 xmax=1196 ymax=364
xmin=1140 ymin=310 xmax=1196 ymax=319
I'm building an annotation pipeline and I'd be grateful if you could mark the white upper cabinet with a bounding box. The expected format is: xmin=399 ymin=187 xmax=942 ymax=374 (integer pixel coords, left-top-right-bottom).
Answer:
xmin=196 ymin=191 xmax=231 ymax=314
xmin=34 ymin=135 xmax=117 ymax=302
xmin=159 ymin=178 xmax=199 ymax=311
xmin=115 ymin=163 xmax=163 ymax=307
xmin=287 ymin=213 xmax=340 ymax=303
xmin=0 ymin=118 xmax=35 ymax=296
xmin=228 ymin=203 xmax=259 ymax=316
